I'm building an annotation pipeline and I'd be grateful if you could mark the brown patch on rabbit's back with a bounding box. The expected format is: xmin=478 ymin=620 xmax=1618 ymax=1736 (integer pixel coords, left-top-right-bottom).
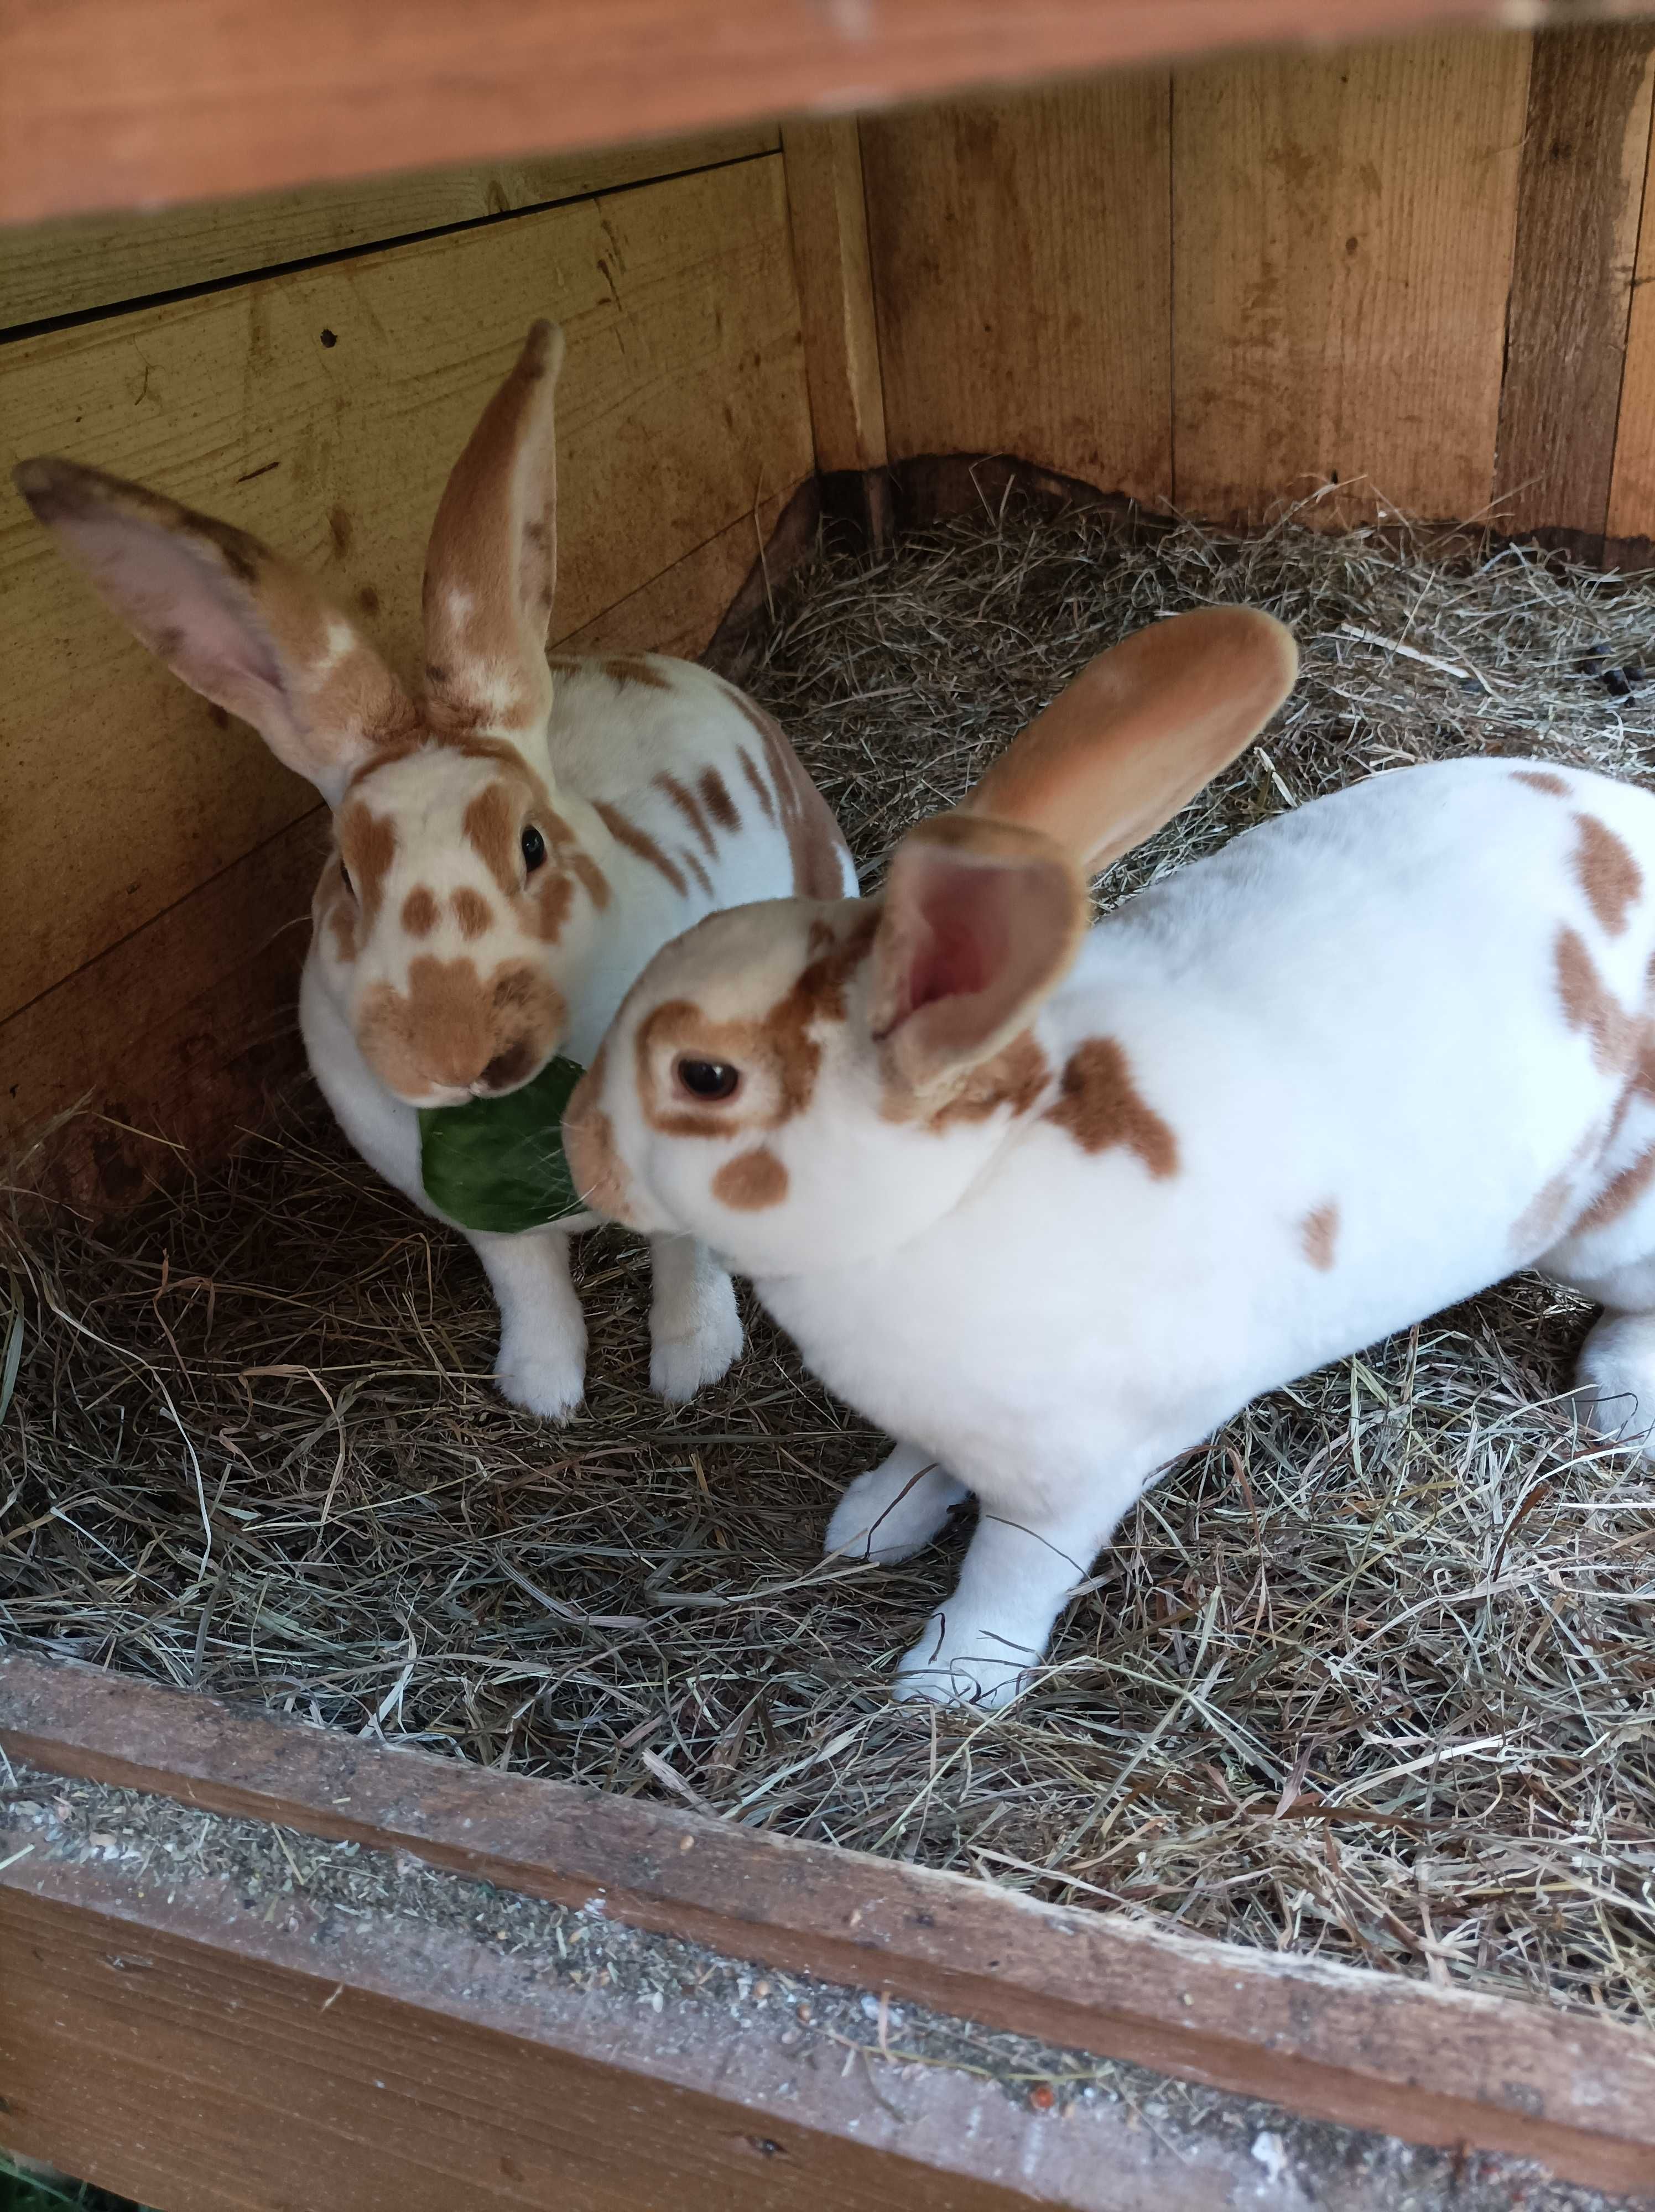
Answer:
xmin=604 ymin=655 xmax=672 ymax=690
xmin=1300 ymin=1202 xmax=1339 ymax=1271
xmin=712 ymin=1146 xmax=789 ymax=1209
xmin=1045 ymin=1037 xmax=1178 ymax=1177
xmin=1514 ymin=770 xmax=1568 ymax=798
xmin=724 ymin=687 xmax=849 ymax=899
xmin=1572 ymin=813 xmax=1643 ymax=936
xmin=1555 ymin=927 xmax=1639 ymax=1072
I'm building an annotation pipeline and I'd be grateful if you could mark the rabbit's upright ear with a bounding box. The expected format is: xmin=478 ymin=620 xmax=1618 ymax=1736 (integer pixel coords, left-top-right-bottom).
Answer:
xmin=421 ymin=319 xmax=564 ymax=743
xmin=870 ymin=815 xmax=1086 ymax=1099
xmin=965 ymin=606 xmax=1298 ymax=875
xmin=13 ymin=457 xmax=415 ymax=806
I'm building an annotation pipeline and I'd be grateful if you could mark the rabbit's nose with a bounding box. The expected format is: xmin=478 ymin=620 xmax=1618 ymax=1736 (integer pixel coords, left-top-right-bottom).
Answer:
xmin=474 ymin=1039 xmax=535 ymax=1094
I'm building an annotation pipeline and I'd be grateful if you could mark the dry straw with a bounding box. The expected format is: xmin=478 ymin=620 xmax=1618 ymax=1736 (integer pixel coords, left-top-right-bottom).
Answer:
xmin=4 ymin=497 xmax=1654 ymax=2024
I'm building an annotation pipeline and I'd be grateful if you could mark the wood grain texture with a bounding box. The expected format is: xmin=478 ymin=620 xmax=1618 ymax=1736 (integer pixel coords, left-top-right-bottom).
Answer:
xmin=781 ymin=119 xmax=888 ymax=476
xmin=0 ymin=814 xmax=328 ymax=1212
xmin=861 ymin=79 xmax=1174 ymax=504
xmin=0 ymin=0 xmax=1594 ymax=229
xmin=0 ymin=155 xmax=810 ymax=1027
xmin=4 ymin=1856 xmax=1158 ymax=2212
xmin=5 ymin=1653 xmax=1654 ymax=2195
xmin=1494 ymin=25 xmax=1655 ymax=542
xmin=1172 ymin=32 xmax=1531 ymax=525
xmin=0 ymin=128 xmax=778 ymax=332
xmin=1609 ymin=60 xmax=1655 ymax=552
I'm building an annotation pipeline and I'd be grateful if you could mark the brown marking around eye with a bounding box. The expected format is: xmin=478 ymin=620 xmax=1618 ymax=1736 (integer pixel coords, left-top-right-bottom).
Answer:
xmin=453 ymin=887 xmax=494 ymax=940
xmin=738 ymin=747 xmax=777 ymax=823
xmin=1571 ymin=1141 xmax=1655 ymax=1236
xmin=657 ymin=772 xmax=719 ymax=856
xmin=699 ymin=765 xmax=740 ymax=832
xmin=712 ymin=1146 xmax=789 ymax=1209
xmin=921 ymin=1032 xmax=1051 ymax=1132
xmin=1555 ymin=927 xmax=1638 ymax=1072
xmin=604 ymin=654 xmax=672 ymax=690
xmin=1300 ymin=1201 xmax=1339 ymax=1271
xmin=336 ymin=801 xmax=398 ymax=927
xmin=1514 ymin=770 xmax=1568 ymax=797
xmin=463 ymin=781 xmax=521 ymax=901
xmin=1045 ymin=1037 xmax=1178 ymax=1177
xmin=402 ymin=887 xmax=440 ymax=938
xmin=533 ymin=869 xmax=574 ymax=943
xmin=592 ymin=799 xmax=688 ymax=897
xmin=1572 ymin=813 xmax=1643 ymax=936
xmin=726 ymin=690 xmax=849 ymax=899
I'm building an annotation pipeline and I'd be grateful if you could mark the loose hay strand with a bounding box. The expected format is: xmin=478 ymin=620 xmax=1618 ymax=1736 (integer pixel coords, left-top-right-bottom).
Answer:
xmin=4 ymin=503 xmax=1655 ymax=2026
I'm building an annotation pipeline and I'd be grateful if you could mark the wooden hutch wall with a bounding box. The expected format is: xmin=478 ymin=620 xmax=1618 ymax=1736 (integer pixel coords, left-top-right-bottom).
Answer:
xmin=5 ymin=21 xmax=1655 ymax=1206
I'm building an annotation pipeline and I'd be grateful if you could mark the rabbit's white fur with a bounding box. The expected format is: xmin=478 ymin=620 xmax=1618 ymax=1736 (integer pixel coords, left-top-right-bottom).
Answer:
xmin=564 ymin=609 xmax=1655 ymax=1705
xmin=17 ymin=322 xmax=853 ymax=1422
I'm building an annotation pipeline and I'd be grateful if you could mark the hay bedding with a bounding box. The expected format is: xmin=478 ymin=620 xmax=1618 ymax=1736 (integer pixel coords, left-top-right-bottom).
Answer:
xmin=4 ymin=500 xmax=1655 ymax=2026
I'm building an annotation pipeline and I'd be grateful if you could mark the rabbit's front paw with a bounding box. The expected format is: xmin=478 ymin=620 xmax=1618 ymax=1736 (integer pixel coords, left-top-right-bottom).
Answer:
xmin=495 ymin=1324 xmax=586 ymax=1422
xmin=649 ymin=1272 xmax=743 ymax=1403
xmin=892 ymin=1614 xmax=1033 ymax=1710
xmin=1575 ymin=1310 xmax=1655 ymax=1460
xmin=826 ymin=1450 xmax=966 ymax=1565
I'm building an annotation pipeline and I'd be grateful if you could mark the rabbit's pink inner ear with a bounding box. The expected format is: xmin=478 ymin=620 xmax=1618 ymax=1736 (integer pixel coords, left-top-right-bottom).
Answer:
xmin=871 ymin=817 xmax=1085 ymax=1097
xmin=421 ymin=319 xmax=564 ymax=740
xmin=13 ymin=456 xmax=412 ymax=803
xmin=965 ymin=606 xmax=1299 ymax=875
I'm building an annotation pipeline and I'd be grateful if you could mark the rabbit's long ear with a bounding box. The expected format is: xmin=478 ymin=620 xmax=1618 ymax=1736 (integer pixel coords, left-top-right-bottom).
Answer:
xmin=421 ymin=319 xmax=564 ymax=743
xmin=870 ymin=815 xmax=1086 ymax=1098
xmin=965 ymin=607 xmax=1298 ymax=875
xmin=13 ymin=457 xmax=415 ymax=806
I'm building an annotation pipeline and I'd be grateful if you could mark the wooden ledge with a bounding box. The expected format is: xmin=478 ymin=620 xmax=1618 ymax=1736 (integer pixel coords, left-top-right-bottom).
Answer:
xmin=3 ymin=1649 xmax=1654 ymax=2195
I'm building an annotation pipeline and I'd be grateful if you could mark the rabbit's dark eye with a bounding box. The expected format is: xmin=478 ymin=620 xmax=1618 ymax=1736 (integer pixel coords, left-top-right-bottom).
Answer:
xmin=676 ymin=1058 xmax=741 ymax=1102
xmin=338 ymin=861 xmax=355 ymax=896
xmin=521 ymin=824 xmax=548 ymax=874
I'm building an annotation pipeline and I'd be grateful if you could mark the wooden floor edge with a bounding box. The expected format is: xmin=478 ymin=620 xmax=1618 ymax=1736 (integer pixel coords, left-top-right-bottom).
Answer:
xmin=3 ymin=1649 xmax=1653 ymax=2195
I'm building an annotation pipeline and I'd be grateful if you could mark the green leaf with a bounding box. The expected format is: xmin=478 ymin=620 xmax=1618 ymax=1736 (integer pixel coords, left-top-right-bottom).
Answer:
xmin=418 ymin=1053 xmax=589 ymax=1235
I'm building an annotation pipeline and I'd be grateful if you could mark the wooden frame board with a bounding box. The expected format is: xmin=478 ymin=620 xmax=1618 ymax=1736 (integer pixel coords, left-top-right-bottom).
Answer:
xmin=3 ymin=1651 xmax=1654 ymax=2200
xmin=1 ymin=0 xmax=1638 ymax=232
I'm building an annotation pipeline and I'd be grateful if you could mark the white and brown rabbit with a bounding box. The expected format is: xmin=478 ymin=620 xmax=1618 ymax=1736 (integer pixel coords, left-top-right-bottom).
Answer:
xmin=15 ymin=320 xmax=853 ymax=1420
xmin=564 ymin=604 xmax=1655 ymax=1704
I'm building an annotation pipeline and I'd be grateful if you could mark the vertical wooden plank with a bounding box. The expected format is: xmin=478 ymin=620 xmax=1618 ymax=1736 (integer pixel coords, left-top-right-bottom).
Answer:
xmin=860 ymin=79 xmax=1173 ymax=506
xmin=1173 ymin=32 xmax=1531 ymax=526
xmin=1495 ymin=25 xmax=1655 ymax=546
xmin=780 ymin=118 xmax=887 ymax=476
xmin=1608 ymin=93 xmax=1655 ymax=556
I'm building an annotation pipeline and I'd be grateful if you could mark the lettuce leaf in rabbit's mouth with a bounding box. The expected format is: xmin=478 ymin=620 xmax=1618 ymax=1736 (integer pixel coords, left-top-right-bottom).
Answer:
xmin=418 ymin=1053 xmax=589 ymax=1234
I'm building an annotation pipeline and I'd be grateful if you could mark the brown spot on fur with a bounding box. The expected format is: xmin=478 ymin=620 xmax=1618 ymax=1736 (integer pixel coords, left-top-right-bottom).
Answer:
xmin=1515 ymin=769 xmax=1567 ymax=797
xmin=593 ymin=800 xmax=688 ymax=898
xmin=923 ymin=1032 xmax=1050 ymax=1131
xmin=727 ymin=690 xmax=849 ymax=899
xmin=604 ymin=655 xmax=671 ymax=690
xmin=533 ymin=869 xmax=574 ymax=943
xmin=336 ymin=802 xmax=398 ymax=927
xmin=1573 ymin=813 xmax=1642 ymax=935
xmin=1555 ymin=927 xmax=1638 ymax=1072
xmin=357 ymin=584 xmax=381 ymax=617
xmin=1571 ymin=1141 xmax=1655 ymax=1236
xmin=1045 ymin=1038 xmax=1178 ymax=1177
xmin=453 ymin=887 xmax=494 ymax=940
xmin=737 ymin=747 xmax=777 ymax=823
xmin=463 ymin=781 xmax=520 ymax=901
xmin=356 ymin=955 xmax=563 ymax=1099
xmin=657 ymin=772 xmax=718 ymax=855
xmin=1513 ymin=1169 xmax=1576 ymax=1251
xmin=699 ymin=765 xmax=740 ymax=832
xmin=570 ymin=849 xmax=611 ymax=910
xmin=712 ymin=1146 xmax=789 ymax=1210
xmin=1300 ymin=1202 xmax=1339 ymax=1271
xmin=402 ymin=887 xmax=440 ymax=938
xmin=681 ymin=845 xmax=715 ymax=899
xmin=548 ymin=654 xmax=582 ymax=674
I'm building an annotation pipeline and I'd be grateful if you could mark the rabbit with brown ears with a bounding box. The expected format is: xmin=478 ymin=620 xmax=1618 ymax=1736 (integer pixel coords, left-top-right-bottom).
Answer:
xmin=564 ymin=606 xmax=1655 ymax=1704
xmin=17 ymin=321 xmax=854 ymax=1420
